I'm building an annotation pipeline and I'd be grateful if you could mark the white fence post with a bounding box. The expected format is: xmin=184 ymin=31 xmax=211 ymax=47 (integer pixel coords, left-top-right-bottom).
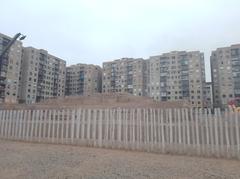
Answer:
xmin=149 ymin=109 xmax=153 ymax=151
xmin=160 ymin=109 xmax=165 ymax=153
xmin=5 ymin=110 xmax=8 ymax=139
xmin=117 ymin=108 xmax=122 ymax=148
xmin=154 ymin=109 xmax=158 ymax=151
xmin=47 ymin=110 xmax=51 ymax=142
xmin=132 ymin=109 xmax=136 ymax=150
xmin=18 ymin=110 xmax=23 ymax=140
xmin=235 ymin=111 xmax=240 ymax=159
xmin=139 ymin=108 xmax=142 ymax=150
xmin=195 ymin=108 xmax=200 ymax=155
xmin=7 ymin=110 xmax=13 ymax=139
xmin=34 ymin=110 xmax=39 ymax=142
xmin=190 ymin=108 xmax=195 ymax=151
xmin=38 ymin=110 xmax=43 ymax=142
xmin=65 ymin=109 xmax=70 ymax=144
xmin=30 ymin=110 xmax=36 ymax=141
xmin=71 ymin=109 xmax=75 ymax=144
xmin=214 ymin=108 xmax=220 ymax=157
xmin=177 ymin=109 xmax=182 ymax=153
xmin=124 ymin=109 xmax=128 ymax=149
xmin=12 ymin=110 xmax=16 ymax=139
xmin=43 ymin=110 xmax=47 ymax=141
xmin=81 ymin=109 xmax=86 ymax=143
xmin=61 ymin=109 xmax=65 ymax=144
xmin=92 ymin=109 xmax=97 ymax=147
xmin=185 ymin=108 xmax=190 ymax=152
xmin=169 ymin=108 xmax=173 ymax=152
xmin=0 ymin=110 xmax=5 ymax=137
xmin=22 ymin=110 xmax=27 ymax=141
xmin=205 ymin=109 xmax=210 ymax=156
xmin=182 ymin=108 xmax=186 ymax=153
xmin=224 ymin=109 xmax=230 ymax=158
xmin=217 ymin=108 xmax=224 ymax=157
xmin=0 ymin=110 xmax=3 ymax=138
xmin=56 ymin=110 xmax=60 ymax=143
xmin=26 ymin=110 xmax=31 ymax=141
xmin=104 ymin=109 xmax=109 ymax=147
xmin=76 ymin=109 xmax=81 ymax=142
xmin=229 ymin=109 xmax=235 ymax=158
xmin=199 ymin=108 xmax=205 ymax=156
xmin=14 ymin=110 xmax=20 ymax=140
xmin=86 ymin=109 xmax=91 ymax=145
xmin=98 ymin=109 xmax=103 ymax=147
xmin=157 ymin=109 xmax=161 ymax=151
xmin=51 ymin=110 xmax=56 ymax=143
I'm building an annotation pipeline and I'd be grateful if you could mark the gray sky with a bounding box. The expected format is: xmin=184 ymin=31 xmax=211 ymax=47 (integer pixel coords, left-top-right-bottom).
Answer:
xmin=1 ymin=0 xmax=240 ymax=81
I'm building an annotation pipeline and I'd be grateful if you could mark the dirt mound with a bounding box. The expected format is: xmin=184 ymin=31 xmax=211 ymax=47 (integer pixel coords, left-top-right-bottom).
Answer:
xmin=0 ymin=93 xmax=190 ymax=110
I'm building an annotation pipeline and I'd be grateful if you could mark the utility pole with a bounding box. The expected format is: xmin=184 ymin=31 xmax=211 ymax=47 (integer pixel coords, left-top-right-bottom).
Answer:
xmin=0 ymin=33 xmax=26 ymax=59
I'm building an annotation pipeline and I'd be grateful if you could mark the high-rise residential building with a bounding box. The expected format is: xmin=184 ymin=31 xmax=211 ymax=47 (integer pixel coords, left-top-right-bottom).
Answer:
xmin=149 ymin=51 xmax=206 ymax=108
xmin=65 ymin=63 xmax=102 ymax=96
xmin=0 ymin=33 xmax=23 ymax=103
xmin=19 ymin=47 xmax=66 ymax=104
xmin=211 ymin=44 xmax=240 ymax=108
xmin=203 ymin=82 xmax=213 ymax=108
xmin=102 ymin=58 xmax=148 ymax=96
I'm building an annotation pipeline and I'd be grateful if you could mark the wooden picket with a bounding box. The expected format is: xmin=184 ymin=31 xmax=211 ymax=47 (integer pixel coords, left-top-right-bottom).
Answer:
xmin=0 ymin=108 xmax=239 ymax=159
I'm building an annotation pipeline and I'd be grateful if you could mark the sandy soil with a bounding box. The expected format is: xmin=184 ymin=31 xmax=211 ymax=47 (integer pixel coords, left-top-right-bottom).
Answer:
xmin=0 ymin=93 xmax=189 ymax=110
xmin=0 ymin=139 xmax=239 ymax=179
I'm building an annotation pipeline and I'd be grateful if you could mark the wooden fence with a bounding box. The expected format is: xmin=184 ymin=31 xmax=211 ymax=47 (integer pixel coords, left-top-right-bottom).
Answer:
xmin=0 ymin=108 xmax=239 ymax=159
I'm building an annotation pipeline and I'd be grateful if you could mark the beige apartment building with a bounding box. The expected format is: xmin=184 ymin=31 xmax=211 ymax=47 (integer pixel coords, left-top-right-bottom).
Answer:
xmin=19 ymin=47 xmax=66 ymax=104
xmin=211 ymin=44 xmax=240 ymax=108
xmin=203 ymin=82 xmax=213 ymax=108
xmin=102 ymin=58 xmax=148 ymax=96
xmin=65 ymin=63 xmax=102 ymax=96
xmin=149 ymin=51 xmax=206 ymax=108
xmin=0 ymin=33 xmax=23 ymax=104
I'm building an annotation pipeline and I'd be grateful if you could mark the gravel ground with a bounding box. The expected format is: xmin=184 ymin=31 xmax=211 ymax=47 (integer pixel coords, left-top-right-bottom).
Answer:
xmin=0 ymin=139 xmax=240 ymax=179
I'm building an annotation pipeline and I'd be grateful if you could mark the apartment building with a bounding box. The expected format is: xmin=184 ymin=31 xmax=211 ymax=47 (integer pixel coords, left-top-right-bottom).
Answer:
xmin=0 ymin=33 xmax=22 ymax=103
xmin=102 ymin=58 xmax=148 ymax=96
xmin=65 ymin=63 xmax=102 ymax=96
xmin=19 ymin=47 xmax=66 ymax=104
xmin=203 ymin=82 xmax=213 ymax=108
xmin=211 ymin=44 xmax=240 ymax=108
xmin=149 ymin=51 xmax=206 ymax=108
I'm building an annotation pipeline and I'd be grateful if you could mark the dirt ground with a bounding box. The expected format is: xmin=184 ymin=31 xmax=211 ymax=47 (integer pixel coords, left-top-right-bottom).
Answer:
xmin=0 ymin=140 xmax=239 ymax=179
xmin=0 ymin=93 xmax=190 ymax=110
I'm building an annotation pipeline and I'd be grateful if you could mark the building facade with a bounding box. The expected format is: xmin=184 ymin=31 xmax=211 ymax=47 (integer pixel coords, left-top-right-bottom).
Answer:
xmin=0 ymin=33 xmax=23 ymax=103
xmin=65 ymin=63 xmax=102 ymax=96
xmin=102 ymin=58 xmax=148 ymax=96
xmin=149 ymin=51 xmax=206 ymax=108
xmin=211 ymin=44 xmax=240 ymax=108
xmin=203 ymin=82 xmax=213 ymax=108
xmin=19 ymin=47 xmax=66 ymax=104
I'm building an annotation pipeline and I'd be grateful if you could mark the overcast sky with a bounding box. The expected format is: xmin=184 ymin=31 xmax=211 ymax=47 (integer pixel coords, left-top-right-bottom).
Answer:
xmin=1 ymin=0 xmax=240 ymax=81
